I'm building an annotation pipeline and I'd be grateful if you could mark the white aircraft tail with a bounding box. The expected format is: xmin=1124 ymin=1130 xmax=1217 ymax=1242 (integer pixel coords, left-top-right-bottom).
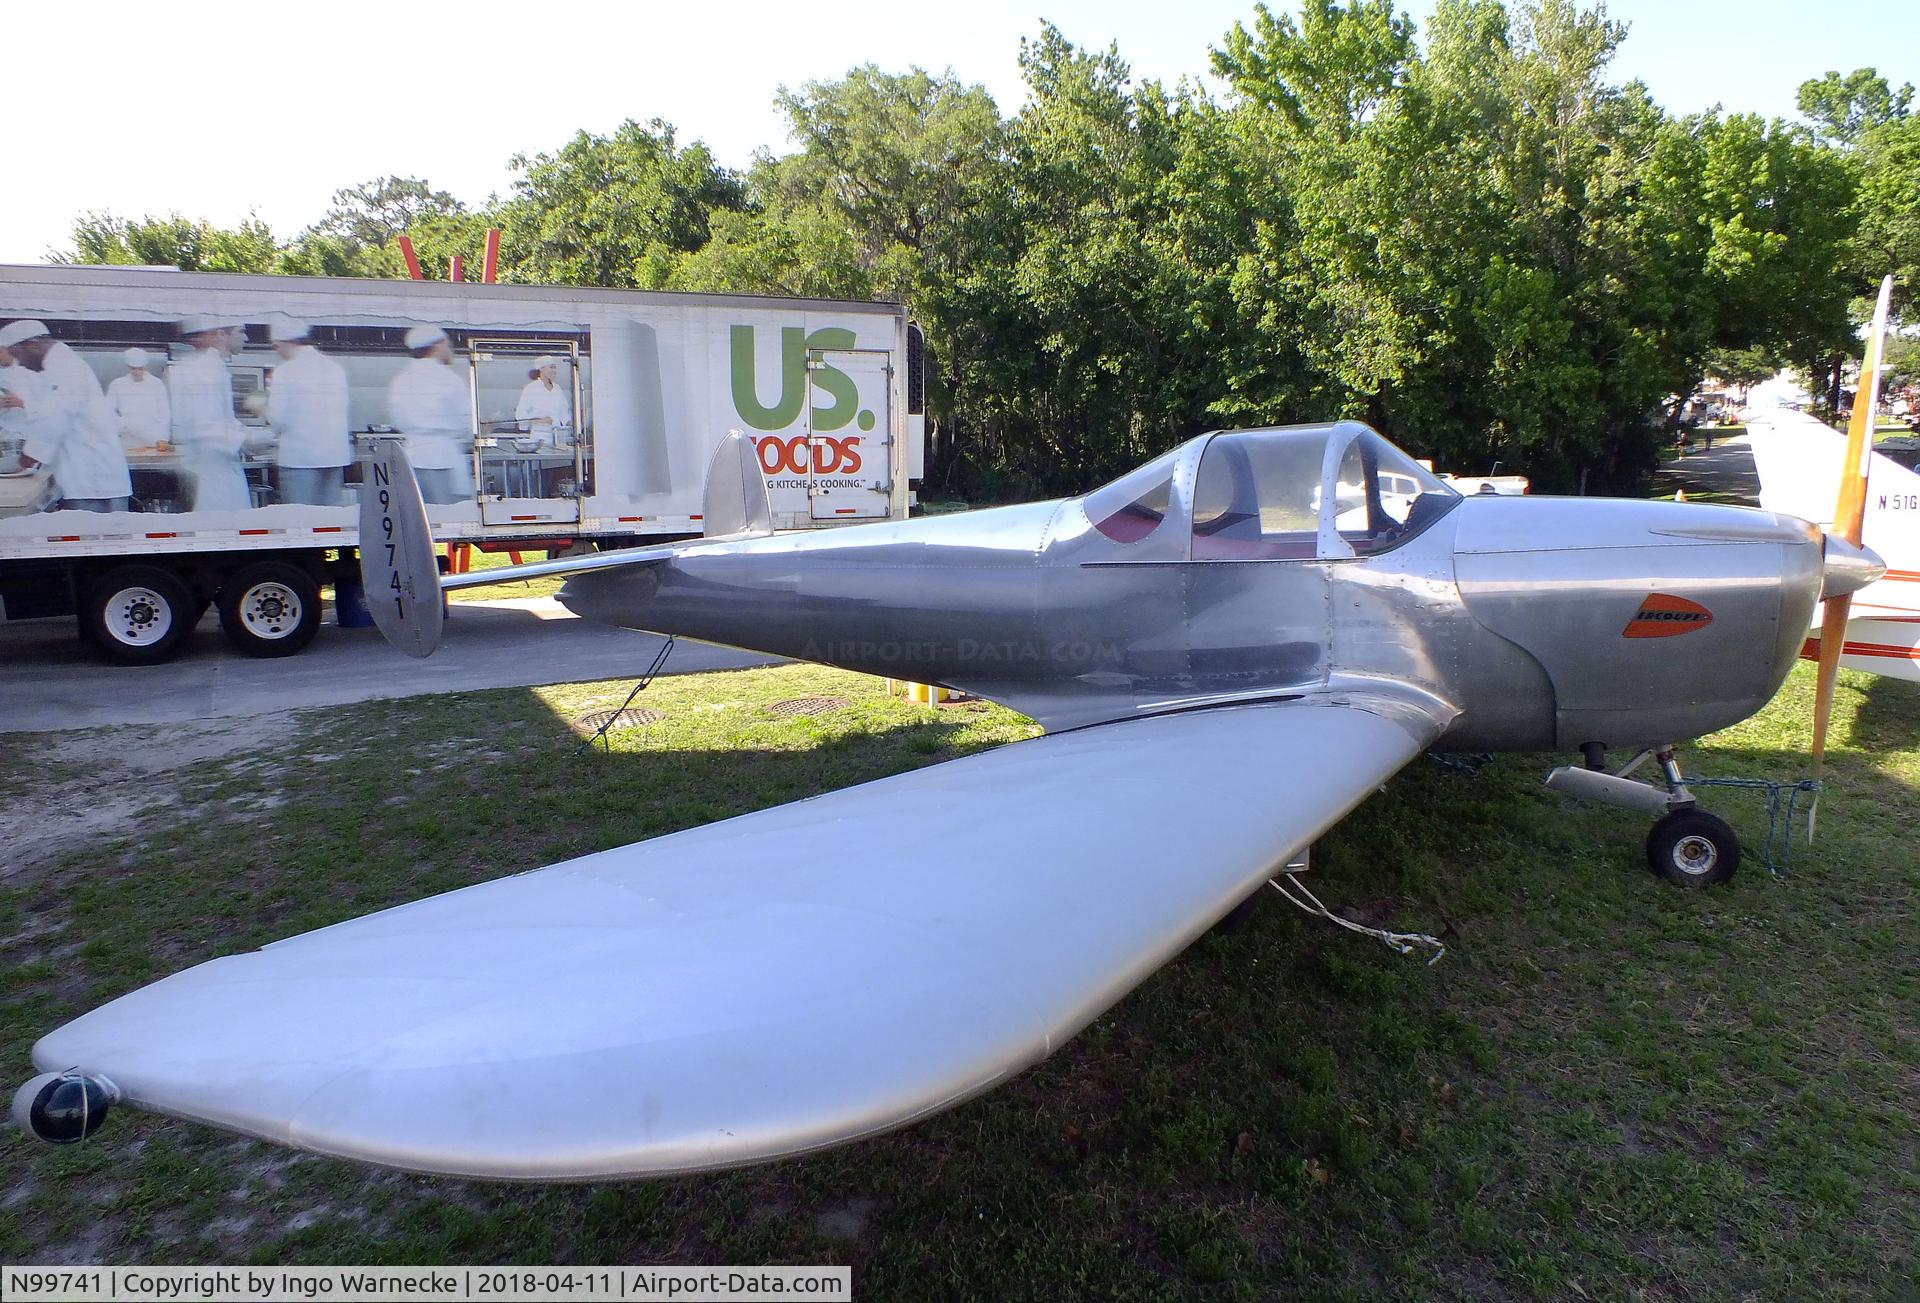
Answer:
xmin=1746 ymin=406 xmax=1920 ymax=681
xmin=358 ymin=433 xmax=779 ymax=657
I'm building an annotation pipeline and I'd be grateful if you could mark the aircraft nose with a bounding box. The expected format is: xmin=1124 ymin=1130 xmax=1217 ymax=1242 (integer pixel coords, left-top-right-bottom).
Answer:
xmin=1821 ymin=534 xmax=1886 ymax=599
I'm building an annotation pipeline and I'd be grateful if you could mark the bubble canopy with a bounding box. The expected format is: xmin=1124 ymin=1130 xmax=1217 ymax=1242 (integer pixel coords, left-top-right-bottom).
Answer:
xmin=1079 ymin=423 xmax=1459 ymax=560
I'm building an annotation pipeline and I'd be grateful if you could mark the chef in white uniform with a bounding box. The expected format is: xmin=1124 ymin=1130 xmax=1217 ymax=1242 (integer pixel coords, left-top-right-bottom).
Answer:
xmin=0 ymin=319 xmax=133 ymax=512
xmin=386 ymin=324 xmax=473 ymax=505
xmin=0 ymin=341 xmax=43 ymax=472
xmin=106 ymin=347 xmax=171 ymax=447
xmin=267 ymin=320 xmax=351 ymax=505
xmin=168 ymin=315 xmax=253 ymax=511
xmin=514 ymin=356 xmax=570 ymax=445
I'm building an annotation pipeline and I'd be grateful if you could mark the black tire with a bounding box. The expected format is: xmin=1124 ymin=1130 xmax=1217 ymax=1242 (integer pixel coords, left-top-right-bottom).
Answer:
xmin=218 ymin=561 xmax=321 ymax=657
xmin=1646 ymin=809 xmax=1740 ymax=888
xmin=83 ymin=564 xmax=195 ymax=665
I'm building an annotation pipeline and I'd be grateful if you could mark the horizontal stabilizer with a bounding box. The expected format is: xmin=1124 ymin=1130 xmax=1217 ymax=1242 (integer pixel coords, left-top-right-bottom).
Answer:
xmin=430 ymin=434 xmax=775 ymax=595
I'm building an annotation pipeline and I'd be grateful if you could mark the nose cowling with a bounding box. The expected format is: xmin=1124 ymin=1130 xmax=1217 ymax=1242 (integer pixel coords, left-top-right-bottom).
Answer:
xmin=1821 ymin=535 xmax=1886 ymax=599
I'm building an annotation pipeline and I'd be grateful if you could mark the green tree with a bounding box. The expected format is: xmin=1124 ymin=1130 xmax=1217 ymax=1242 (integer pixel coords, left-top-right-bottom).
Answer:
xmin=1684 ymin=112 xmax=1859 ymax=409
xmin=1208 ymin=0 xmax=1862 ymax=490
xmin=1851 ymin=114 xmax=1920 ymax=319
xmin=311 ymin=175 xmax=468 ymax=249
xmin=983 ymin=25 xmax=1223 ymax=487
xmin=666 ymin=205 xmax=872 ymax=300
xmin=282 ymin=174 xmax=487 ymax=279
xmin=495 ymin=119 xmax=745 ymax=288
xmin=48 ymin=11 xmax=1891 ymax=500
xmin=57 ymin=212 xmax=280 ymax=273
xmin=1796 ymin=67 xmax=1912 ymax=146
xmin=1877 ymin=333 xmax=1917 ymax=392
xmin=1703 ymin=345 xmax=1783 ymax=390
xmin=746 ymin=66 xmax=1008 ymax=487
xmin=764 ymin=65 xmax=1005 ymax=301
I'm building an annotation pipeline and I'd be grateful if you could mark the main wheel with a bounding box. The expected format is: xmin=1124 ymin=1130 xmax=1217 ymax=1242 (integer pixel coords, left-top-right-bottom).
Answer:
xmin=218 ymin=561 xmax=321 ymax=657
xmin=83 ymin=565 xmax=194 ymax=665
xmin=1646 ymin=809 xmax=1740 ymax=888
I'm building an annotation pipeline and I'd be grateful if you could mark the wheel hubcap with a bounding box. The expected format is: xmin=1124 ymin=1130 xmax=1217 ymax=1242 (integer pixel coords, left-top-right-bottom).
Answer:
xmin=105 ymin=586 xmax=173 ymax=646
xmin=1672 ymin=834 xmax=1718 ymax=875
xmin=240 ymin=582 xmax=302 ymax=640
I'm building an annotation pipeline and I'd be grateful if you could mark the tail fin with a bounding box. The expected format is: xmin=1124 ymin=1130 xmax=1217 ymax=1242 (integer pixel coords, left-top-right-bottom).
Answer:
xmin=361 ymin=432 xmax=774 ymax=652
xmin=1746 ymin=408 xmax=1845 ymax=528
xmin=703 ymin=431 xmax=773 ymax=539
xmin=357 ymin=437 xmax=445 ymax=658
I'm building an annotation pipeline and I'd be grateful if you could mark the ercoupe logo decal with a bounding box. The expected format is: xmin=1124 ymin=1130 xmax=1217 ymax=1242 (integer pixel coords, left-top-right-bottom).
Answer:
xmin=1623 ymin=593 xmax=1714 ymax=638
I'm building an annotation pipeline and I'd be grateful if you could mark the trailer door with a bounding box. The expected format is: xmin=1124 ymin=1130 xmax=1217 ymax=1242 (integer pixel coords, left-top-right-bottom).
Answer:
xmin=805 ymin=349 xmax=892 ymax=521
xmin=467 ymin=338 xmax=587 ymax=527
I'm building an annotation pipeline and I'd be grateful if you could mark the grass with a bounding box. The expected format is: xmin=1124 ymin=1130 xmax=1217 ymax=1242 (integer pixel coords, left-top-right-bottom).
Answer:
xmin=2 ymin=657 xmax=1916 ymax=1298
xmin=444 ymin=544 xmax=567 ymax=603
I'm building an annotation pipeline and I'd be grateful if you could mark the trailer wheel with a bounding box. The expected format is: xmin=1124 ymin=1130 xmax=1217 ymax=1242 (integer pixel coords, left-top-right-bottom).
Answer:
xmin=218 ymin=562 xmax=321 ymax=657
xmin=84 ymin=565 xmax=194 ymax=665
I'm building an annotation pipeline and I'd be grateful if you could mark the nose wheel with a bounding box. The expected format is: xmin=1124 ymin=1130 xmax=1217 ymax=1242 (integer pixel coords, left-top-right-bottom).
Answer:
xmin=1645 ymin=808 xmax=1740 ymax=887
xmin=1545 ymin=744 xmax=1742 ymax=888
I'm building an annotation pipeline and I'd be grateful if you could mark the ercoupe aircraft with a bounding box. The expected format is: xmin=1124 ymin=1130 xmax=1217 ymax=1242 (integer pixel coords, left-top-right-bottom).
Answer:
xmin=15 ymin=406 xmax=1886 ymax=1180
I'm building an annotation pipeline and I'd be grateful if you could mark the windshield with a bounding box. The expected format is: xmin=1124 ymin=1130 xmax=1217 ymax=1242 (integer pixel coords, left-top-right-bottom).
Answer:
xmin=1083 ymin=451 xmax=1177 ymax=543
xmin=1333 ymin=433 xmax=1458 ymax=555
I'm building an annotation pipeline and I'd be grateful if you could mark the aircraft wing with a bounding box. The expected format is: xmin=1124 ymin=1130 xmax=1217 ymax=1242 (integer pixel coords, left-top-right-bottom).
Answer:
xmin=29 ymin=693 xmax=1442 ymax=1180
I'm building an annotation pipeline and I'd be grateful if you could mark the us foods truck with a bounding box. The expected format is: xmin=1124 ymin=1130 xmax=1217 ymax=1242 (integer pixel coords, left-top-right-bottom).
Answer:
xmin=0 ymin=265 xmax=924 ymax=663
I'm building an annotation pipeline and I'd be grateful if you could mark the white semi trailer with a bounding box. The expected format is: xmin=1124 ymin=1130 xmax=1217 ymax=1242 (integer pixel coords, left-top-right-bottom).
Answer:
xmin=0 ymin=266 xmax=923 ymax=663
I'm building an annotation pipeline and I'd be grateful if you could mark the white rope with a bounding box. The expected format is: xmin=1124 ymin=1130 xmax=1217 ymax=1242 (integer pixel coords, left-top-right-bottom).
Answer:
xmin=1267 ymin=873 xmax=1446 ymax=966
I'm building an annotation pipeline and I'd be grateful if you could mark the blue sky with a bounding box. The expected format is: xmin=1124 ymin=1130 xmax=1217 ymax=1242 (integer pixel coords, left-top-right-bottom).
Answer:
xmin=1 ymin=0 xmax=1914 ymax=264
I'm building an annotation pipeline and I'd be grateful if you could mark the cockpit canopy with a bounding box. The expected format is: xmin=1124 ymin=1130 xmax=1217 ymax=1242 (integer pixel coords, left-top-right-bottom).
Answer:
xmin=1080 ymin=422 xmax=1459 ymax=560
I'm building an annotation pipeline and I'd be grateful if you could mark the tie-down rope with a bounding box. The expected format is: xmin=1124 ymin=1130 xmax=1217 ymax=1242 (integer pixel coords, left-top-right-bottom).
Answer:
xmin=1267 ymin=868 xmax=1447 ymax=966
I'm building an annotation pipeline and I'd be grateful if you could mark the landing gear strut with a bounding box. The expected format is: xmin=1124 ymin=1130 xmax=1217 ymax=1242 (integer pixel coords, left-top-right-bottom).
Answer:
xmin=1544 ymin=745 xmax=1742 ymax=887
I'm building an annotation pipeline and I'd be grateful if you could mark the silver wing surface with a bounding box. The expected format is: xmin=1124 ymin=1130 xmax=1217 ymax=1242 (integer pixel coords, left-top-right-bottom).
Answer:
xmin=32 ymin=694 xmax=1440 ymax=1180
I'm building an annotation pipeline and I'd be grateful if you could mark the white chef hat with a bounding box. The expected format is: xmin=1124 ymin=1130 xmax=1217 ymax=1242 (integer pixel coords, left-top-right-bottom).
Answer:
xmin=178 ymin=314 xmax=242 ymax=336
xmin=124 ymin=347 xmax=151 ymax=368
xmin=532 ymin=355 xmax=559 ymax=370
xmin=404 ymin=324 xmax=449 ymax=351
xmin=271 ymin=319 xmax=313 ymax=343
xmin=0 ymin=319 xmax=51 ymax=347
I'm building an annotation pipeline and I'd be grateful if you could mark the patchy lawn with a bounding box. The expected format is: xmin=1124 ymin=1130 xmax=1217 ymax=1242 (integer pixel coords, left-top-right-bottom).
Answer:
xmin=444 ymin=544 xmax=569 ymax=603
xmin=2 ymin=661 xmax=1915 ymax=1299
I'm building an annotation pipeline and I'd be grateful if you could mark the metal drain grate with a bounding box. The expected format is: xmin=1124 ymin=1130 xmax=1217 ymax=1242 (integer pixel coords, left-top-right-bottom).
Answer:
xmin=763 ymin=695 xmax=850 ymax=719
xmin=574 ymin=707 xmax=666 ymax=733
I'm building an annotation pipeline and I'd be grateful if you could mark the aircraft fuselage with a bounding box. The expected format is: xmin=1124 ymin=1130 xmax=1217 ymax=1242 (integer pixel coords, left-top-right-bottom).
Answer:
xmin=561 ymin=478 xmax=1828 ymax=753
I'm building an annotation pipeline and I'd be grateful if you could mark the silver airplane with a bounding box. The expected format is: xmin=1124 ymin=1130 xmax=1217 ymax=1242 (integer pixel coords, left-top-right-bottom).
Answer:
xmin=14 ymin=418 xmax=1885 ymax=1182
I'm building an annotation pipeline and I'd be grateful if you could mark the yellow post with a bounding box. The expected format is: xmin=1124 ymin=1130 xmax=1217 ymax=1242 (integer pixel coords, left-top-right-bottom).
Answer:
xmin=886 ymin=678 xmax=947 ymax=707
